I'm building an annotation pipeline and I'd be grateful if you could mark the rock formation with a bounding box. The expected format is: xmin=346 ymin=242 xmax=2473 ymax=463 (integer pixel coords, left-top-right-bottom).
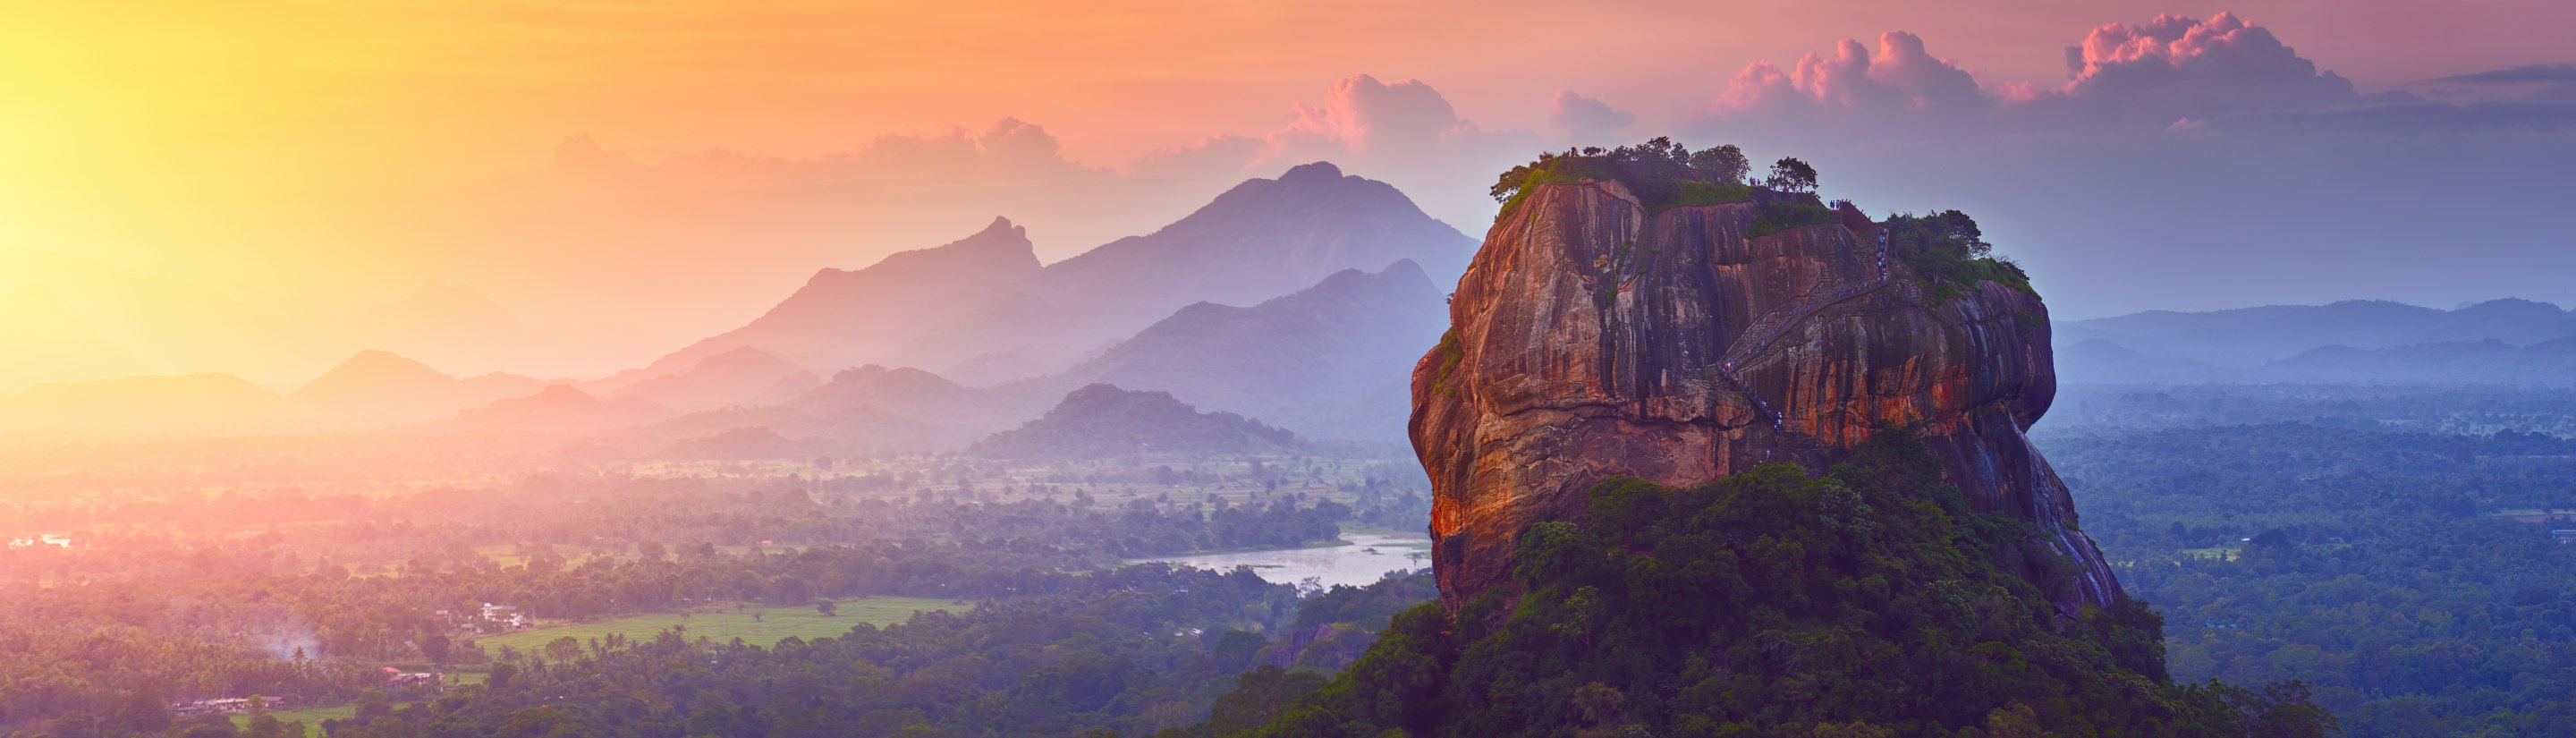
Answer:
xmin=1411 ymin=179 xmax=2121 ymax=617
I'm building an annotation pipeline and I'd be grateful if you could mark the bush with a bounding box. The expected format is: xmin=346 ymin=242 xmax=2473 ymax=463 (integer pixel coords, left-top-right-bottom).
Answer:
xmin=1883 ymin=210 xmax=2035 ymax=302
xmin=1491 ymin=138 xmax=1774 ymax=219
xmin=1749 ymin=198 xmax=1838 ymax=237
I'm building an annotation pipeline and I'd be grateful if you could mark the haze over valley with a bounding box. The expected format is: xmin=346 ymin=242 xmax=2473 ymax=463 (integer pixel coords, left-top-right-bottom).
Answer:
xmin=3 ymin=4 xmax=2572 ymax=737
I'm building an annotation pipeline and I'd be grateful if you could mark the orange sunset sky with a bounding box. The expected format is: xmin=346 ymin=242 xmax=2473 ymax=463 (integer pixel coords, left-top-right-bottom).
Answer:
xmin=4 ymin=0 xmax=2572 ymax=385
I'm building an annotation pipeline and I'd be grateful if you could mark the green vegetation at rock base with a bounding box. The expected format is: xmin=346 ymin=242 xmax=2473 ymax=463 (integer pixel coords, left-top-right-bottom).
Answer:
xmin=1203 ymin=430 xmax=2335 ymax=737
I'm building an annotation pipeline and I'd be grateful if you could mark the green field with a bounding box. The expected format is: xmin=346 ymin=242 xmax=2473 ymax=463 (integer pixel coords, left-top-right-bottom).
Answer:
xmin=473 ymin=596 xmax=965 ymax=654
xmin=2181 ymin=546 xmax=2242 ymax=561
xmin=230 ymin=703 xmax=377 ymax=737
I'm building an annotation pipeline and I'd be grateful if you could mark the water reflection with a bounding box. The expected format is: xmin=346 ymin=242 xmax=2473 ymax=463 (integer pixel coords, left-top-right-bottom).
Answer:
xmin=1132 ymin=532 xmax=1431 ymax=590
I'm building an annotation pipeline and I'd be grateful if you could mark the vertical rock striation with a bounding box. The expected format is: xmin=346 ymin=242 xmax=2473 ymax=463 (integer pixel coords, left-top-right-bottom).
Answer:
xmin=1411 ymin=180 xmax=2120 ymax=617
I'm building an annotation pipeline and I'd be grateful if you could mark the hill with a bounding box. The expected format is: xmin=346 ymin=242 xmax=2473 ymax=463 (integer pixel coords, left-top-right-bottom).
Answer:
xmin=969 ymin=384 xmax=1295 ymax=460
xmin=608 ymin=347 xmax=815 ymax=412
xmin=443 ymin=386 xmax=672 ymax=433
xmin=2262 ymin=336 xmax=2576 ymax=385
xmin=1027 ymin=259 xmax=1447 ymax=440
xmin=2063 ymin=298 xmax=2576 ymax=369
xmin=289 ymin=350 xmax=545 ymax=426
xmin=649 ymin=365 xmax=1009 ymax=454
xmin=641 ymin=216 xmax=1045 ymax=378
xmin=653 ymin=426 xmax=835 ymax=461
xmin=889 ymin=162 xmax=1472 ymax=372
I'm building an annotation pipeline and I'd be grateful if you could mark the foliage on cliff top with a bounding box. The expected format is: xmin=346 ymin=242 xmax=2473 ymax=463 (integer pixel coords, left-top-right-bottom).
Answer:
xmin=1489 ymin=138 xmax=1773 ymax=218
xmin=1208 ymin=429 xmax=2337 ymax=738
xmin=1885 ymin=210 xmax=2036 ymax=303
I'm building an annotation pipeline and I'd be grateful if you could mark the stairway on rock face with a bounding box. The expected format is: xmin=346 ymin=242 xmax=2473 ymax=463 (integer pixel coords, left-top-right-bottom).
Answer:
xmin=1714 ymin=222 xmax=1898 ymax=460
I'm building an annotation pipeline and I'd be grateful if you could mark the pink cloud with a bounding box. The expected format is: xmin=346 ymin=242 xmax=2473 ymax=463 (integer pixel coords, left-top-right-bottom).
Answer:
xmin=1711 ymin=31 xmax=1988 ymax=126
xmin=1707 ymin=13 xmax=2367 ymax=133
xmin=1270 ymin=74 xmax=1479 ymax=156
xmin=2038 ymin=12 xmax=2360 ymax=128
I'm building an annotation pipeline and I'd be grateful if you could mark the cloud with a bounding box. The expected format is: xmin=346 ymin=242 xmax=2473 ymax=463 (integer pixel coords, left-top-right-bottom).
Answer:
xmin=2029 ymin=12 xmax=2360 ymax=129
xmin=1700 ymin=13 xmax=2474 ymax=135
xmin=2415 ymin=63 xmax=2576 ymax=106
xmin=539 ymin=117 xmax=1109 ymax=189
xmin=1549 ymin=90 xmax=1635 ymax=144
xmin=1272 ymin=75 xmax=1470 ymax=154
xmin=1710 ymin=31 xmax=1989 ymax=131
xmin=1137 ymin=74 xmax=1541 ymax=231
xmin=2435 ymin=64 xmax=2576 ymax=86
xmin=1248 ymin=73 xmax=1538 ymax=180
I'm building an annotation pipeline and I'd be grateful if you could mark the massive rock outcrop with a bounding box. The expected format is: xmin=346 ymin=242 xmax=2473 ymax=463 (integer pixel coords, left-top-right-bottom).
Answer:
xmin=1411 ymin=179 xmax=2121 ymax=617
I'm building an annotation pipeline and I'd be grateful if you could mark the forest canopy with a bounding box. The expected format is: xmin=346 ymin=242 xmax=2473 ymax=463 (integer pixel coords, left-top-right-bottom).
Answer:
xmin=1212 ymin=430 xmax=2336 ymax=737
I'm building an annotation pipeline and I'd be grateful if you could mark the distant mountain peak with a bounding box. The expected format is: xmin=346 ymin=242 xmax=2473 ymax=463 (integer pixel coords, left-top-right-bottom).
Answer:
xmin=330 ymin=349 xmax=444 ymax=375
xmin=1277 ymin=161 xmax=1345 ymax=182
xmin=548 ymin=134 xmax=640 ymax=174
xmin=822 ymin=216 xmax=1038 ymax=278
xmin=970 ymin=383 xmax=1294 ymax=459
xmin=293 ymin=351 xmax=454 ymax=399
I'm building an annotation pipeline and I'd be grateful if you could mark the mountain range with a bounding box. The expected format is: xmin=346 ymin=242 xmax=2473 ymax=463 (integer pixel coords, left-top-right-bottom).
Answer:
xmin=1013 ymin=259 xmax=1446 ymax=439
xmin=641 ymin=258 xmax=1448 ymax=452
xmin=2059 ymin=298 xmax=2576 ymax=385
xmin=288 ymin=351 xmax=546 ymax=426
xmin=34 ymin=161 xmax=2576 ymax=443
xmin=628 ymin=161 xmax=1472 ymax=387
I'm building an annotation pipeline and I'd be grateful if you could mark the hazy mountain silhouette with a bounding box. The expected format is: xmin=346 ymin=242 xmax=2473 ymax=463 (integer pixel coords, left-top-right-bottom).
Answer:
xmin=936 ymin=351 xmax=1055 ymax=387
xmin=2263 ymin=337 xmax=2576 ymax=386
xmin=443 ymin=386 xmax=673 ymax=433
xmin=316 ymin=282 xmax=660 ymax=380
xmin=969 ymin=384 xmax=1295 ymax=460
xmin=651 ymin=365 xmax=1003 ymax=454
xmin=2063 ymin=298 xmax=2576 ymax=367
xmin=632 ymin=164 xmax=1470 ymax=388
xmin=2052 ymin=338 xmax=2225 ymax=385
xmin=642 ymin=259 xmax=1449 ymax=450
xmin=895 ymin=162 xmax=1472 ymax=370
xmin=609 ymin=347 xmax=814 ymax=412
xmin=641 ymin=216 xmax=1044 ymax=378
xmin=1021 ymin=259 xmax=1448 ymax=440
xmin=290 ymin=350 xmax=545 ymax=426
xmin=655 ymin=426 xmax=834 ymax=461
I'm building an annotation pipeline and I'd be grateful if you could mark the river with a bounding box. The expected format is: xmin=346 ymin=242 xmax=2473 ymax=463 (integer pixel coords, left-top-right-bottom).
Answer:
xmin=1131 ymin=532 xmax=1433 ymax=590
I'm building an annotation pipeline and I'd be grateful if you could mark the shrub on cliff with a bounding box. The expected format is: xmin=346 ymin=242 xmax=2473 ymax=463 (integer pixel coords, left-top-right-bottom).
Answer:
xmin=1489 ymin=138 xmax=1773 ymax=217
xmin=1204 ymin=430 xmax=2336 ymax=738
xmin=1885 ymin=209 xmax=2035 ymax=302
xmin=1749 ymin=198 xmax=1839 ymax=238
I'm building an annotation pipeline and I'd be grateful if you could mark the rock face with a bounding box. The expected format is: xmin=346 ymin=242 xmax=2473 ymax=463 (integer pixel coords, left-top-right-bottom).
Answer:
xmin=1412 ymin=180 xmax=2121 ymax=617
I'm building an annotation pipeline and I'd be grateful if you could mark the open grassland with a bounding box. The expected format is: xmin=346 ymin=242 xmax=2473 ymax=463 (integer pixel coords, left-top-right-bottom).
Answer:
xmin=231 ymin=703 xmax=377 ymax=737
xmin=473 ymin=596 xmax=966 ymax=654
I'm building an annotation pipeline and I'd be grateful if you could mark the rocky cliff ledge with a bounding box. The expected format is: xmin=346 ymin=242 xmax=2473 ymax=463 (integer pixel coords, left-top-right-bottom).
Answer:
xmin=1411 ymin=179 xmax=2121 ymax=617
